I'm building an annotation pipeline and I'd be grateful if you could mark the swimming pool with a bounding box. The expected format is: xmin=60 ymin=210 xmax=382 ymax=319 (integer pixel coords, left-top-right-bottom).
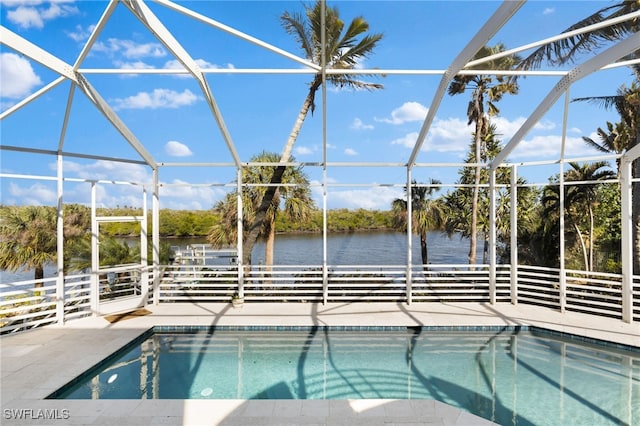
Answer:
xmin=50 ymin=326 xmax=639 ymax=425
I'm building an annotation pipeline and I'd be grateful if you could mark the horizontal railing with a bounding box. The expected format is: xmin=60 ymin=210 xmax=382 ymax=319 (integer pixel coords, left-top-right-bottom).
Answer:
xmin=412 ymin=264 xmax=511 ymax=302
xmin=2 ymin=264 xmax=639 ymax=333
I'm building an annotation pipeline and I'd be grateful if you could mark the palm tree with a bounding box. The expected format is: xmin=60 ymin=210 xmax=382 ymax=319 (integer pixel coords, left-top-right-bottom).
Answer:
xmin=565 ymin=162 xmax=616 ymax=272
xmin=0 ymin=205 xmax=90 ymax=285
xmin=392 ymin=179 xmax=443 ymax=266
xmin=447 ymin=44 xmax=520 ymax=265
xmin=242 ymin=1 xmax=383 ymax=265
xmin=443 ymin=124 xmax=536 ymax=264
xmin=208 ymin=151 xmax=315 ymax=267
xmin=574 ymin=80 xmax=639 ymax=167
xmin=581 ymin=120 xmax=631 ymax=175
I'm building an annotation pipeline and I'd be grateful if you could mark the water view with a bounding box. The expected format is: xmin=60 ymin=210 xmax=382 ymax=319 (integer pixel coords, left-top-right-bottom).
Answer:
xmin=0 ymin=231 xmax=479 ymax=283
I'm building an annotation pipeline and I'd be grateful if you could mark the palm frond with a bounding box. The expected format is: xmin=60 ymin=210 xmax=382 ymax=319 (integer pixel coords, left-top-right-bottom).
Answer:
xmin=572 ymin=95 xmax=620 ymax=110
xmin=281 ymin=11 xmax=314 ymax=60
xmin=518 ymin=1 xmax=639 ymax=70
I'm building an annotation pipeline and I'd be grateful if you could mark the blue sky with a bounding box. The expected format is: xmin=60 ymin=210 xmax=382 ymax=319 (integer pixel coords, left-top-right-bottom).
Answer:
xmin=0 ymin=0 xmax=633 ymax=210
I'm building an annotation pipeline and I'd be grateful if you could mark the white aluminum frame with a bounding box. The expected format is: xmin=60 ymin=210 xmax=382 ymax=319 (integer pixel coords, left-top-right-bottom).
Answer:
xmin=0 ymin=0 xmax=637 ymax=323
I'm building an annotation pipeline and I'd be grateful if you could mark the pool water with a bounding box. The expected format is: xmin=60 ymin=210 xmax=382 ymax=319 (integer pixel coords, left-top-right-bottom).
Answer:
xmin=52 ymin=326 xmax=639 ymax=425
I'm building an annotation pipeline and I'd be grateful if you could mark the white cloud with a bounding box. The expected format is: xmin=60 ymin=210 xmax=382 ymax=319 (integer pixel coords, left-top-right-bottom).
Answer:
xmin=165 ymin=140 xmax=193 ymax=157
xmin=491 ymin=116 xmax=526 ymax=140
xmin=376 ymin=101 xmax=428 ymax=125
xmin=0 ymin=1 xmax=45 ymax=6
xmin=5 ymin=1 xmax=78 ymax=29
xmin=94 ymin=38 xmax=166 ymax=59
xmin=159 ymin=179 xmax=226 ymax=210
xmin=324 ymin=186 xmax=403 ymax=210
xmin=344 ymin=148 xmax=358 ymax=156
xmin=426 ymin=117 xmax=472 ymax=152
xmin=0 ymin=53 xmax=42 ymax=99
xmin=391 ymin=132 xmax=419 ymax=149
xmin=112 ymin=88 xmax=199 ymax=110
xmin=14 ymin=160 xmax=226 ymax=209
xmin=350 ymin=118 xmax=374 ymax=130
xmin=543 ymin=7 xmax=555 ymax=15
xmin=390 ymin=117 xmax=472 ymax=153
xmin=294 ymin=146 xmax=314 ymax=155
xmin=508 ymin=134 xmax=602 ymax=160
xmin=533 ymin=119 xmax=556 ymax=131
xmin=66 ymin=24 xmax=95 ymax=42
xmin=8 ymin=182 xmax=56 ymax=205
xmin=61 ymin=160 xmax=151 ymax=183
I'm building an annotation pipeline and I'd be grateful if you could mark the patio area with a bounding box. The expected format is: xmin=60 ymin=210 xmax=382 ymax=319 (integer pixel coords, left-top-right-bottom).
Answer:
xmin=2 ymin=302 xmax=638 ymax=425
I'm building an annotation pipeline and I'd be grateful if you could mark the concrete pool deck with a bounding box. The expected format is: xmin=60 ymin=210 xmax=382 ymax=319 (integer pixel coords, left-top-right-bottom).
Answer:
xmin=2 ymin=302 xmax=639 ymax=425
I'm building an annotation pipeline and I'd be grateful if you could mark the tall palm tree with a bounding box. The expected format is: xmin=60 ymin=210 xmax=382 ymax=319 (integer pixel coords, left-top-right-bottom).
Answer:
xmin=392 ymin=179 xmax=443 ymax=266
xmin=447 ymin=44 xmax=520 ymax=265
xmin=208 ymin=151 xmax=315 ymax=267
xmin=443 ymin=124 xmax=535 ymax=264
xmin=565 ymin=161 xmax=616 ymax=272
xmin=242 ymin=1 xmax=383 ymax=265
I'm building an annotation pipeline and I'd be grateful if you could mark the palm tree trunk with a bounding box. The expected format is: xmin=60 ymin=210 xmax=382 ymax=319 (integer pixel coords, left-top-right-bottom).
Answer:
xmin=483 ymin=237 xmax=489 ymax=264
xmin=468 ymin=133 xmax=481 ymax=265
xmin=265 ymin=218 xmax=275 ymax=272
xmin=573 ymin=223 xmax=589 ymax=272
xmin=242 ymin=171 xmax=283 ymax=265
xmin=242 ymin=76 xmax=321 ymax=266
xmin=420 ymin=232 xmax=428 ymax=265
xmin=34 ymin=264 xmax=44 ymax=288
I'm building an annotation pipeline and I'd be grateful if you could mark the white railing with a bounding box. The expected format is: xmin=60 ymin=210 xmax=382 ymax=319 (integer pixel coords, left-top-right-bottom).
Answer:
xmin=565 ymin=269 xmax=623 ymax=318
xmin=515 ymin=265 xmax=561 ymax=308
xmin=412 ymin=264 xmax=511 ymax=302
xmin=2 ymin=264 xmax=639 ymax=334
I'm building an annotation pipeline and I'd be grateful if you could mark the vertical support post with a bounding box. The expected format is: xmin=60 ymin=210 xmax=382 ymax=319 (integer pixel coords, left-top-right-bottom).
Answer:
xmin=406 ymin=170 xmax=413 ymax=305
xmin=620 ymin=158 xmax=633 ymax=322
xmin=559 ymin=163 xmax=567 ymax=312
xmin=510 ymin=164 xmax=518 ymax=305
xmin=489 ymin=168 xmax=497 ymax=304
xmin=152 ymin=168 xmax=160 ymax=305
xmin=140 ymin=185 xmax=149 ymax=306
xmin=90 ymin=182 xmax=99 ymax=316
xmin=321 ymin=0 xmax=328 ymax=305
xmin=322 ymin=171 xmax=328 ymax=305
xmin=236 ymin=168 xmax=244 ymax=299
xmin=56 ymin=154 xmax=65 ymax=324
xmin=558 ymin=89 xmax=570 ymax=313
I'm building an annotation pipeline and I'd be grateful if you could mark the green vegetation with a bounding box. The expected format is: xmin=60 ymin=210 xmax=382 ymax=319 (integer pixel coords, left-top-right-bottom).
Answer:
xmin=208 ymin=151 xmax=315 ymax=266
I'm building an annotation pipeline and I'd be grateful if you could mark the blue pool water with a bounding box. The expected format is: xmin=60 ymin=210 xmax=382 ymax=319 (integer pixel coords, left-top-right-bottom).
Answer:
xmin=51 ymin=326 xmax=639 ymax=425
